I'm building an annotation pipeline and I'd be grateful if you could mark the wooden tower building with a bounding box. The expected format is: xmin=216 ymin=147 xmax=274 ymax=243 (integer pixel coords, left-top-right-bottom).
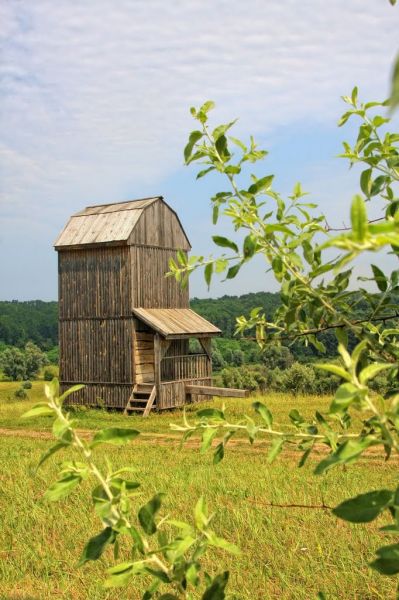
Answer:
xmin=54 ymin=196 xmax=234 ymax=415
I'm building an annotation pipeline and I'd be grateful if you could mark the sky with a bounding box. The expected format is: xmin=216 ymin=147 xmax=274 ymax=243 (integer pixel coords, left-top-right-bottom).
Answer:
xmin=1 ymin=0 xmax=398 ymax=301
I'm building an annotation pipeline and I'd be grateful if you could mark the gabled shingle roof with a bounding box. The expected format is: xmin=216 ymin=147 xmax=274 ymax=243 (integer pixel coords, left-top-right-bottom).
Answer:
xmin=54 ymin=197 xmax=190 ymax=249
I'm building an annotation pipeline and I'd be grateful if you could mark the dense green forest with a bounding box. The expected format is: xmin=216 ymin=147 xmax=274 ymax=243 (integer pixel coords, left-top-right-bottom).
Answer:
xmin=0 ymin=294 xmax=394 ymax=394
xmin=0 ymin=293 xmax=281 ymax=350
xmin=0 ymin=291 xmax=378 ymax=362
xmin=0 ymin=300 xmax=58 ymax=349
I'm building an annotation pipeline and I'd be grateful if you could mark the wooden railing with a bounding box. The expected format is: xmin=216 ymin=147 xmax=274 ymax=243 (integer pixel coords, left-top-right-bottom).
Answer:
xmin=160 ymin=354 xmax=210 ymax=382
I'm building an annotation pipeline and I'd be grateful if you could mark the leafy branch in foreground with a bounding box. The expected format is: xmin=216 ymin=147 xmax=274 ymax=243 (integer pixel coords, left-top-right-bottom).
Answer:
xmin=172 ymin=79 xmax=399 ymax=592
xmin=173 ymin=338 xmax=399 ymax=575
xmin=24 ymin=379 xmax=238 ymax=598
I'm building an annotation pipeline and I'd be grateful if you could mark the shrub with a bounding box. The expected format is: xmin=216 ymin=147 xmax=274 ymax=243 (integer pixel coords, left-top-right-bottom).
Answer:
xmin=261 ymin=345 xmax=294 ymax=370
xmin=0 ymin=347 xmax=26 ymax=380
xmin=281 ymin=362 xmax=316 ymax=395
xmin=14 ymin=387 xmax=27 ymax=399
xmin=46 ymin=346 xmax=59 ymax=365
xmin=43 ymin=366 xmax=59 ymax=381
xmin=22 ymin=380 xmax=32 ymax=389
xmin=0 ymin=343 xmax=48 ymax=380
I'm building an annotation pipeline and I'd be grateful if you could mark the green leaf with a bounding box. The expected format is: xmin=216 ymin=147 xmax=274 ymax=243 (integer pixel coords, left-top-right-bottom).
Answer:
xmin=202 ymin=571 xmax=229 ymax=600
xmin=21 ymin=403 xmax=54 ymax=419
xmin=268 ymin=438 xmax=284 ymax=463
xmin=360 ymin=168 xmax=372 ymax=197
xmin=196 ymin=166 xmax=215 ymax=179
xmin=225 ymin=264 xmax=241 ymax=279
xmin=359 ymin=362 xmax=392 ymax=384
xmin=316 ymin=363 xmax=351 ymax=382
xmin=104 ymin=562 xmax=136 ymax=587
xmin=44 ymin=378 xmax=59 ymax=400
xmin=184 ymin=131 xmax=203 ymax=162
xmin=370 ymin=543 xmax=399 ymax=575
xmin=213 ymin=442 xmax=224 ymax=464
xmin=197 ymin=408 xmax=225 ymax=420
xmin=168 ymin=536 xmax=196 ymax=560
xmin=330 ymin=383 xmax=359 ymax=413
xmin=248 ymin=175 xmax=274 ymax=194
xmin=229 ymin=136 xmax=247 ymax=152
xmin=138 ymin=493 xmax=164 ymax=535
xmin=338 ymin=111 xmax=352 ymax=127
xmin=350 ymin=195 xmax=368 ymax=242
xmin=201 ymin=428 xmax=218 ymax=453
xmin=212 ymin=236 xmax=239 ymax=253
xmin=78 ymin=527 xmax=116 ymax=566
xmin=91 ymin=428 xmax=140 ymax=447
xmin=243 ymin=234 xmax=257 ymax=259
xmin=59 ymin=384 xmax=85 ymax=404
xmin=206 ymin=533 xmax=241 ymax=555
xmin=194 ymin=496 xmax=209 ymax=530
xmin=315 ymin=438 xmax=372 ymax=475
xmin=289 ymin=409 xmax=305 ymax=426
xmin=36 ymin=441 xmax=69 ymax=471
xmin=370 ymin=175 xmax=388 ymax=197
xmin=44 ymin=474 xmax=82 ymax=502
xmin=253 ymin=401 xmax=273 ymax=428
xmin=129 ymin=526 xmax=145 ymax=554
xmin=204 ymin=263 xmax=213 ymax=289
xmin=389 ymin=52 xmax=399 ymax=112
xmin=200 ymin=100 xmax=215 ymax=114
xmin=212 ymin=120 xmax=237 ymax=141
xmin=333 ymin=490 xmax=393 ymax=523
xmin=371 ymin=264 xmax=388 ymax=292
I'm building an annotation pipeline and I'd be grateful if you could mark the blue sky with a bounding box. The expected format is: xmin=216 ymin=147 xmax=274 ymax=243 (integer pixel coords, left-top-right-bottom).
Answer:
xmin=1 ymin=0 xmax=398 ymax=300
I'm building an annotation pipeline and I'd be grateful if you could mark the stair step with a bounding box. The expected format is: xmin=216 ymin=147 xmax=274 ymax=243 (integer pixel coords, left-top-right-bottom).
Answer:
xmin=130 ymin=398 xmax=150 ymax=403
xmin=124 ymin=384 xmax=156 ymax=416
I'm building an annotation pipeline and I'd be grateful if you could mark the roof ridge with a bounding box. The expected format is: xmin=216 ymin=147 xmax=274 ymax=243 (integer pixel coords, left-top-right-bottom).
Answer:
xmin=85 ymin=196 xmax=162 ymax=210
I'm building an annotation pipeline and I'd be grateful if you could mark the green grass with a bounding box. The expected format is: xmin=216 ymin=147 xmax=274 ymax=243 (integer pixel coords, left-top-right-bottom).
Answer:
xmin=0 ymin=380 xmax=344 ymax=433
xmin=0 ymin=381 xmax=397 ymax=599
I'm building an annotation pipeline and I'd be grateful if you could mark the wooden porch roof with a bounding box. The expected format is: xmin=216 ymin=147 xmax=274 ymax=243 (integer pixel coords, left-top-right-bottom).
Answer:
xmin=132 ymin=308 xmax=221 ymax=338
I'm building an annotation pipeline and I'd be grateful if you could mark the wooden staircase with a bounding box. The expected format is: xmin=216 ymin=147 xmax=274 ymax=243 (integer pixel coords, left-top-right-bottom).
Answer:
xmin=124 ymin=384 xmax=156 ymax=417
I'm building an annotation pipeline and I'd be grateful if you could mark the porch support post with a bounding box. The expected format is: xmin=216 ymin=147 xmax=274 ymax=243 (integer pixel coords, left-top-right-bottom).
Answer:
xmin=154 ymin=333 xmax=161 ymax=406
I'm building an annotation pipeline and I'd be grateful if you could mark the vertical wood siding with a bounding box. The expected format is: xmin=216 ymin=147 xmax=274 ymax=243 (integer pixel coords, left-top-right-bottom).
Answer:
xmin=128 ymin=200 xmax=190 ymax=249
xmin=130 ymin=246 xmax=189 ymax=308
xmin=58 ymin=247 xmax=131 ymax=318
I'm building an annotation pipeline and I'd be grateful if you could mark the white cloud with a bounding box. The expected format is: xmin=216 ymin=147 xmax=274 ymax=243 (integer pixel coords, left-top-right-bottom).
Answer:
xmin=0 ymin=0 xmax=398 ymax=298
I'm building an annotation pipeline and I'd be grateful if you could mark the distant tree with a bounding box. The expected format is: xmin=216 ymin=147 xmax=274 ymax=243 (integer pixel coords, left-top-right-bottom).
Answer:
xmin=0 ymin=347 xmax=26 ymax=380
xmin=231 ymin=349 xmax=244 ymax=366
xmin=0 ymin=343 xmax=48 ymax=380
xmin=25 ymin=342 xmax=48 ymax=378
xmin=261 ymin=345 xmax=294 ymax=370
xmin=211 ymin=348 xmax=226 ymax=370
xmin=281 ymin=362 xmax=316 ymax=395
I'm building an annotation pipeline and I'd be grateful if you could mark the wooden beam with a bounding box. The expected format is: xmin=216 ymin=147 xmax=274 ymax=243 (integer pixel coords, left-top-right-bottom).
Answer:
xmin=185 ymin=385 xmax=249 ymax=398
xmin=154 ymin=333 xmax=161 ymax=404
xmin=199 ymin=338 xmax=212 ymax=360
xmin=160 ymin=339 xmax=171 ymax=360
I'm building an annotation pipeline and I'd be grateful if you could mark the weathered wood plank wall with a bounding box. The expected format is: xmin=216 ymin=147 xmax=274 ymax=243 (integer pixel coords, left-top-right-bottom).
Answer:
xmin=59 ymin=247 xmax=131 ymax=318
xmin=130 ymin=247 xmax=189 ymax=308
xmin=59 ymin=247 xmax=134 ymax=407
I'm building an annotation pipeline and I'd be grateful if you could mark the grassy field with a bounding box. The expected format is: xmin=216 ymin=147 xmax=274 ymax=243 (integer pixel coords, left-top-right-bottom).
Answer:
xmin=0 ymin=381 xmax=397 ymax=599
